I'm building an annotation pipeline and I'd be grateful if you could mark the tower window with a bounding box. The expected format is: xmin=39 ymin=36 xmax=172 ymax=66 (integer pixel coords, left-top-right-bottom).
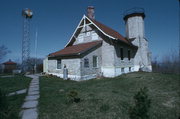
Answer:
xmin=128 ymin=50 xmax=131 ymax=60
xmin=84 ymin=58 xmax=89 ymax=68
xmin=120 ymin=48 xmax=124 ymax=60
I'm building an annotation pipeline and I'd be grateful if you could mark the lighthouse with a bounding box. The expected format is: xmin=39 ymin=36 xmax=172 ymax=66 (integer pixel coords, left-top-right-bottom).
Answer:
xmin=124 ymin=8 xmax=152 ymax=72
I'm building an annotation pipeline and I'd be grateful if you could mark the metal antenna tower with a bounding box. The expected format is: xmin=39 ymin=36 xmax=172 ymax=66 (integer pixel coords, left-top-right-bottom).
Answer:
xmin=22 ymin=8 xmax=33 ymax=72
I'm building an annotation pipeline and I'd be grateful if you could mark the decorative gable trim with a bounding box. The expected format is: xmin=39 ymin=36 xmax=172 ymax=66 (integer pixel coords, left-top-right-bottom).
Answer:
xmin=65 ymin=15 xmax=118 ymax=47
xmin=65 ymin=15 xmax=134 ymax=47
xmin=85 ymin=16 xmax=116 ymax=40
xmin=65 ymin=15 xmax=86 ymax=47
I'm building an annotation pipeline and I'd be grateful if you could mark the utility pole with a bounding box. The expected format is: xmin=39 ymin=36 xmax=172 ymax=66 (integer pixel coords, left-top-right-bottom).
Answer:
xmin=34 ymin=28 xmax=38 ymax=74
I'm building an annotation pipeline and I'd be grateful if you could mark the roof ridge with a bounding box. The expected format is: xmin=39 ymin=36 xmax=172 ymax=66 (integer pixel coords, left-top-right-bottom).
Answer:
xmin=89 ymin=17 xmax=120 ymax=35
xmin=86 ymin=16 xmax=130 ymax=44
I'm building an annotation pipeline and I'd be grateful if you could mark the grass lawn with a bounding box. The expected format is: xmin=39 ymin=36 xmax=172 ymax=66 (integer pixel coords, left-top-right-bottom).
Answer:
xmin=39 ymin=72 xmax=180 ymax=119
xmin=0 ymin=75 xmax=31 ymax=93
xmin=0 ymin=74 xmax=32 ymax=119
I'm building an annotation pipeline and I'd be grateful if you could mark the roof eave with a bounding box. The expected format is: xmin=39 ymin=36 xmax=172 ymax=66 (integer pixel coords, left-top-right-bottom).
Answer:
xmin=48 ymin=53 xmax=80 ymax=58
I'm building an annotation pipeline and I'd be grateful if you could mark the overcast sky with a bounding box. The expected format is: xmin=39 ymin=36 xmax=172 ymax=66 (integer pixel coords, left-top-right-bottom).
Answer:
xmin=0 ymin=0 xmax=179 ymax=63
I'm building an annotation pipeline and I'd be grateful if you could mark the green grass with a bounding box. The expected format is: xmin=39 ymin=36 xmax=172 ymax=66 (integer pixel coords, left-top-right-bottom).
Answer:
xmin=0 ymin=75 xmax=32 ymax=119
xmin=1 ymin=94 xmax=27 ymax=119
xmin=39 ymin=72 xmax=180 ymax=119
xmin=0 ymin=75 xmax=31 ymax=93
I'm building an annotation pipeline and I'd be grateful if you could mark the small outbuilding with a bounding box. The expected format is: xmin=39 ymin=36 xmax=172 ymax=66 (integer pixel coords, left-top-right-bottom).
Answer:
xmin=3 ymin=59 xmax=17 ymax=73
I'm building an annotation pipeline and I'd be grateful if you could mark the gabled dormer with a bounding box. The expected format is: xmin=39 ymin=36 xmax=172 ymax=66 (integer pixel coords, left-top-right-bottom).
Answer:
xmin=73 ymin=16 xmax=100 ymax=45
xmin=65 ymin=6 xmax=133 ymax=48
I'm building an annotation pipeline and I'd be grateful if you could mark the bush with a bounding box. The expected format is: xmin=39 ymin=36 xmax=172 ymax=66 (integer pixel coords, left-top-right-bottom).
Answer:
xmin=67 ymin=90 xmax=80 ymax=103
xmin=100 ymin=104 xmax=110 ymax=112
xmin=129 ymin=87 xmax=151 ymax=119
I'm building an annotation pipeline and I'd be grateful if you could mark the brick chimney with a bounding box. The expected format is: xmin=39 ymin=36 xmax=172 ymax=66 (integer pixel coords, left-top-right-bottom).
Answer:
xmin=87 ymin=6 xmax=95 ymax=19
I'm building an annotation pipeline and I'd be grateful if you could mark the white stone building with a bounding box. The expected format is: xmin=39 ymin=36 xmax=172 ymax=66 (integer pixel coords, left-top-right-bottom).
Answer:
xmin=43 ymin=7 xmax=152 ymax=81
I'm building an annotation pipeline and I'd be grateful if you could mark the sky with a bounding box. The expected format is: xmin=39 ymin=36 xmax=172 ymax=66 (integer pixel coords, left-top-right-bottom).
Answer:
xmin=0 ymin=0 xmax=179 ymax=63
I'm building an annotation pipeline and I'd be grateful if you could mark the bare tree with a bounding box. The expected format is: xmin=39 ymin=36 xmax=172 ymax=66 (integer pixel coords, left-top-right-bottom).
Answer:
xmin=152 ymin=49 xmax=180 ymax=74
xmin=21 ymin=57 xmax=43 ymax=73
xmin=0 ymin=45 xmax=10 ymax=62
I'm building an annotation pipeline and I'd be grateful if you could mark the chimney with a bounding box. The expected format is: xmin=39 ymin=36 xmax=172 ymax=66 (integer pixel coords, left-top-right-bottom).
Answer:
xmin=87 ymin=6 xmax=95 ymax=19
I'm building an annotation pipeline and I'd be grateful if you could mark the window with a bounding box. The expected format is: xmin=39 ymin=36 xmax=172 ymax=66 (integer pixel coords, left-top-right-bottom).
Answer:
xmin=57 ymin=59 xmax=61 ymax=69
xmin=128 ymin=49 xmax=131 ymax=60
xmin=93 ymin=56 xmax=98 ymax=68
xmin=121 ymin=68 xmax=124 ymax=73
xmin=129 ymin=67 xmax=131 ymax=72
xmin=84 ymin=58 xmax=89 ymax=68
xmin=92 ymin=31 xmax=98 ymax=40
xmin=86 ymin=31 xmax=90 ymax=36
xmin=120 ymin=48 xmax=124 ymax=60
xmin=78 ymin=33 xmax=84 ymax=43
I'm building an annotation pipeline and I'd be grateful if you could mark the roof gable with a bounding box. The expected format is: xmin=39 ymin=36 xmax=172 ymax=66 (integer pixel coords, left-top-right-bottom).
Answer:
xmin=65 ymin=15 xmax=132 ymax=47
xmin=3 ymin=60 xmax=16 ymax=65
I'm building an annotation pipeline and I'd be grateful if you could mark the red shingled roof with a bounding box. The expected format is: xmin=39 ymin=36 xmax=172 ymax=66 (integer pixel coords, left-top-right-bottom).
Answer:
xmin=3 ymin=60 xmax=16 ymax=65
xmin=49 ymin=41 xmax=102 ymax=57
xmin=88 ymin=17 xmax=130 ymax=44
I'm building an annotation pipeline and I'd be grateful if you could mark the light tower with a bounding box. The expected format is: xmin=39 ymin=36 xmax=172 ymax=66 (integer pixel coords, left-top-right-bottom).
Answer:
xmin=123 ymin=8 xmax=152 ymax=72
xmin=22 ymin=8 xmax=33 ymax=72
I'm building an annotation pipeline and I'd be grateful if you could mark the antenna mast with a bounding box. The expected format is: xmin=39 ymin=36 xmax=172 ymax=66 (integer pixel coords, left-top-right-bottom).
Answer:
xmin=22 ymin=8 xmax=33 ymax=72
xmin=34 ymin=28 xmax=38 ymax=73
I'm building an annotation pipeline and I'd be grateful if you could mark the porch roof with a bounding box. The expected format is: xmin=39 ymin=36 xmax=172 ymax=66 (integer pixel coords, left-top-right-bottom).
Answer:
xmin=49 ymin=41 xmax=102 ymax=57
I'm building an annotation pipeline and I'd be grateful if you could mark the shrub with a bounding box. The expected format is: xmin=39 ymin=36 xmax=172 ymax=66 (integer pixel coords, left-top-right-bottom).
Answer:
xmin=67 ymin=90 xmax=80 ymax=103
xmin=129 ymin=87 xmax=151 ymax=119
xmin=100 ymin=104 xmax=110 ymax=112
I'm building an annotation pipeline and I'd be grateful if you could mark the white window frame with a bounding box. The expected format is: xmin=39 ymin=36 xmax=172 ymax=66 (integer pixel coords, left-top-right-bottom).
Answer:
xmin=57 ymin=59 xmax=61 ymax=69
xmin=121 ymin=67 xmax=124 ymax=73
xmin=78 ymin=33 xmax=84 ymax=43
xmin=93 ymin=56 xmax=98 ymax=68
xmin=91 ymin=31 xmax=98 ymax=40
xmin=86 ymin=31 xmax=90 ymax=36
xmin=84 ymin=58 xmax=89 ymax=68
